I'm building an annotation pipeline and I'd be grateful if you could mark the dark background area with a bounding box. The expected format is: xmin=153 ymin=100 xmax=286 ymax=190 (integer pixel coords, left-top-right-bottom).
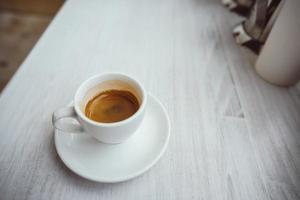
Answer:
xmin=0 ymin=0 xmax=63 ymax=92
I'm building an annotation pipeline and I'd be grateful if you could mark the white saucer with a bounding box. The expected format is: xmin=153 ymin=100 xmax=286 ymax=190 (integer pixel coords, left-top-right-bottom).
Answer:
xmin=54 ymin=94 xmax=170 ymax=183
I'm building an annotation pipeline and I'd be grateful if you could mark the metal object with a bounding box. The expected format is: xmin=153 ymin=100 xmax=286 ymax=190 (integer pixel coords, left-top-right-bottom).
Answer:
xmin=224 ymin=0 xmax=284 ymax=53
xmin=222 ymin=0 xmax=254 ymax=16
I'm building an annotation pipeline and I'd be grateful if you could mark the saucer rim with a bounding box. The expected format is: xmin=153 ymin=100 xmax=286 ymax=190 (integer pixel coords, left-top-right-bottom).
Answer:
xmin=54 ymin=93 xmax=170 ymax=183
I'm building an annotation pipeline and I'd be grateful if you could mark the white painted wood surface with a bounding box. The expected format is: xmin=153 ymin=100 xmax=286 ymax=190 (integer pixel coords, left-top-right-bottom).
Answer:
xmin=1 ymin=0 xmax=300 ymax=199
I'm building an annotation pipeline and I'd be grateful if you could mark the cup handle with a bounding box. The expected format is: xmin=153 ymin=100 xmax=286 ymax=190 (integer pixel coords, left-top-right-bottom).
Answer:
xmin=52 ymin=106 xmax=84 ymax=133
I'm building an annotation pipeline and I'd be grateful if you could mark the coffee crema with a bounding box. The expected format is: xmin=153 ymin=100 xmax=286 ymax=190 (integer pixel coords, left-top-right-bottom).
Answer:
xmin=85 ymin=89 xmax=139 ymax=123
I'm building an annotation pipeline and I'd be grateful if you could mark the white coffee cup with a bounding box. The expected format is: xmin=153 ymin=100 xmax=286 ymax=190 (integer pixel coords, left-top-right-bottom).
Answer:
xmin=52 ymin=73 xmax=147 ymax=144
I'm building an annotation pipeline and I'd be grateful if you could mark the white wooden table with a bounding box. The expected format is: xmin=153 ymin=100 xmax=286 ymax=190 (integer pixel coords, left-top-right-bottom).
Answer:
xmin=1 ymin=0 xmax=300 ymax=199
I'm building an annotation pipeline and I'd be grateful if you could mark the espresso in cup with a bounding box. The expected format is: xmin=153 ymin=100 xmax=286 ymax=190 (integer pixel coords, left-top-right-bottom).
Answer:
xmin=53 ymin=73 xmax=146 ymax=143
xmin=85 ymin=89 xmax=139 ymax=123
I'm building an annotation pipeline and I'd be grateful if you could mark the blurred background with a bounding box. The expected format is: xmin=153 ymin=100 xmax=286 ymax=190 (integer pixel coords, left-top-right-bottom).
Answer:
xmin=0 ymin=0 xmax=298 ymax=90
xmin=0 ymin=0 xmax=63 ymax=92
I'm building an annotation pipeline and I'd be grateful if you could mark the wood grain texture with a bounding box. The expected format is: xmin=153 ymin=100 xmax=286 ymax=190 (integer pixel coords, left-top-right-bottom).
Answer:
xmin=0 ymin=0 xmax=300 ymax=199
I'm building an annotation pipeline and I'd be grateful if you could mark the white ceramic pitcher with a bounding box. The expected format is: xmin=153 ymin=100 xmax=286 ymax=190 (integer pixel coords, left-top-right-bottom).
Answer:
xmin=255 ymin=0 xmax=300 ymax=86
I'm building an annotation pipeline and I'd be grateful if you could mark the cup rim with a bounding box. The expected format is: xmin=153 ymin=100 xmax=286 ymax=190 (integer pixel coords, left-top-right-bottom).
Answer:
xmin=74 ymin=72 xmax=147 ymax=127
